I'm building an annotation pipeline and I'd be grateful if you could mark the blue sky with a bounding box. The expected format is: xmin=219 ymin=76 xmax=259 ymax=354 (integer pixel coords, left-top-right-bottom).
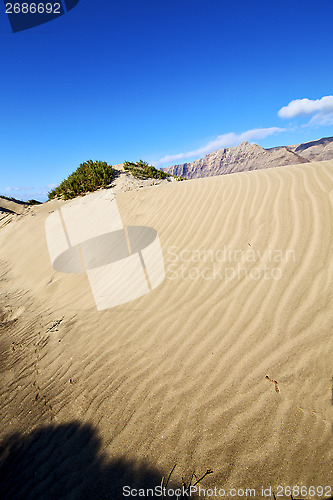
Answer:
xmin=1 ymin=0 xmax=333 ymax=201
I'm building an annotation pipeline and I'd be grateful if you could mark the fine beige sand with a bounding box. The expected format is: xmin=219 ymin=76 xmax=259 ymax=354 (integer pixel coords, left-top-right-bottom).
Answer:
xmin=0 ymin=160 xmax=332 ymax=498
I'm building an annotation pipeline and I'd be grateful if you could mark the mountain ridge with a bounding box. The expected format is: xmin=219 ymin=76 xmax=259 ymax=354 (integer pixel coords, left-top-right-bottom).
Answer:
xmin=164 ymin=136 xmax=333 ymax=179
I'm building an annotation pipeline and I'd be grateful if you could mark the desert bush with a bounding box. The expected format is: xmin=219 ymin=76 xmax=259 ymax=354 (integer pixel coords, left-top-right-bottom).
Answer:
xmin=123 ymin=160 xmax=171 ymax=180
xmin=0 ymin=195 xmax=22 ymax=202
xmin=0 ymin=195 xmax=41 ymax=205
xmin=161 ymin=465 xmax=213 ymax=499
xmin=26 ymin=199 xmax=42 ymax=205
xmin=48 ymin=160 xmax=116 ymax=200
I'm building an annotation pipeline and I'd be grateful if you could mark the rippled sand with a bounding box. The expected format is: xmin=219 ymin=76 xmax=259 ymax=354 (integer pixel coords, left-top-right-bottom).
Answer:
xmin=1 ymin=160 xmax=332 ymax=499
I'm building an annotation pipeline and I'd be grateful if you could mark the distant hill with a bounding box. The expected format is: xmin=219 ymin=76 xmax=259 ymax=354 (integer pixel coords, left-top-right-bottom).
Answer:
xmin=164 ymin=136 xmax=333 ymax=179
xmin=0 ymin=196 xmax=41 ymax=215
xmin=0 ymin=196 xmax=27 ymax=215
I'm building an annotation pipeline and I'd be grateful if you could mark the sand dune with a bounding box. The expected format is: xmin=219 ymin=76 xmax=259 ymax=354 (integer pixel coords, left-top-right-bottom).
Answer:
xmin=0 ymin=160 xmax=332 ymax=498
xmin=0 ymin=197 xmax=27 ymax=215
xmin=0 ymin=197 xmax=29 ymax=229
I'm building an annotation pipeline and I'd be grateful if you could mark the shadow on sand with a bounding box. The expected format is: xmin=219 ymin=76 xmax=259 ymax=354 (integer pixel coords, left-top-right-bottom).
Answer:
xmin=0 ymin=421 xmax=189 ymax=500
xmin=2 ymin=422 xmax=329 ymax=500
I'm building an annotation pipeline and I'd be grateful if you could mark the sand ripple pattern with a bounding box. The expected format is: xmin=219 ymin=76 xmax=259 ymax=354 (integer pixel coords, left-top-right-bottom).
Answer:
xmin=0 ymin=161 xmax=332 ymax=498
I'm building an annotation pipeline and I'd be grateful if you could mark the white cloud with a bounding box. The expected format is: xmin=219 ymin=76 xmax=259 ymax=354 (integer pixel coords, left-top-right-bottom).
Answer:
xmin=4 ymin=185 xmax=52 ymax=193
xmin=2 ymin=185 xmax=48 ymax=201
xmin=278 ymin=95 xmax=333 ymax=125
xmin=156 ymin=127 xmax=285 ymax=165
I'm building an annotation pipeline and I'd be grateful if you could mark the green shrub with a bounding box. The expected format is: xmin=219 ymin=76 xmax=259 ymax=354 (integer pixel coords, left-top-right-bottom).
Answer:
xmin=48 ymin=160 xmax=116 ymax=200
xmin=0 ymin=195 xmax=42 ymax=204
xmin=0 ymin=195 xmax=21 ymax=202
xmin=26 ymin=199 xmax=42 ymax=205
xmin=123 ymin=160 xmax=171 ymax=180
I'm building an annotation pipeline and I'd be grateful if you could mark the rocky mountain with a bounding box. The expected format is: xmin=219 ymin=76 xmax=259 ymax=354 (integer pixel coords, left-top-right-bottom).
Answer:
xmin=164 ymin=136 xmax=333 ymax=179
